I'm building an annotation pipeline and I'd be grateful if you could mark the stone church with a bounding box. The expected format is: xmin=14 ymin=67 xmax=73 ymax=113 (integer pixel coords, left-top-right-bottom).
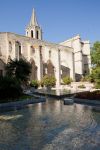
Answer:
xmin=0 ymin=9 xmax=91 ymax=87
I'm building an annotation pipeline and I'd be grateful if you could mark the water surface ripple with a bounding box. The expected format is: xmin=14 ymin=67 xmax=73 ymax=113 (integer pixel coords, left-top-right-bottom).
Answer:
xmin=0 ymin=99 xmax=100 ymax=150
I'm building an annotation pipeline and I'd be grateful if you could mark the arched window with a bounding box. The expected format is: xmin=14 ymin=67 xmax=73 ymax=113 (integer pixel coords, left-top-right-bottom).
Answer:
xmin=19 ymin=45 xmax=21 ymax=57
xmin=0 ymin=47 xmax=2 ymax=56
xmin=30 ymin=46 xmax=35 ymax=55
xmin=15 ymin=41 xmax=21 ymax=60
xmin=30 ymin=59 xmax=37 ymax=80
xmin=47 ymin=60 xmax=55 ymax=76
xmin=7 ymin=55 xmax=11 ymax=63
xmin=43 ymin=60 xmax=55 ymax=76
xmin=36 ymin=30 xmax=39 ymax=39
xmin=49 ymin=50 xmax=51 ymax=58
xmin=9 ymin=41 xmax=12 ymax=53
xmin=61 ymin=65 xmax=70 ymax=78
xmin=0 ymin=59 xmax=5 ymax=77
xmin=31 ymin=30 xmax=33 ymax=38
xmin=0 ymin=70 xmax=3 ymax=77
xmin=39 ymin=46 xmax=42 ymax=59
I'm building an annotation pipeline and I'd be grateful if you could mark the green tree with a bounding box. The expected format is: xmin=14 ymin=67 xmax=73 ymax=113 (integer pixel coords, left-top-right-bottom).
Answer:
xmin=6 ymin=58 xmax=32 ymax=84
xmin=0 ymin=76 xmax=22 ymax=99
xmin=91 ymin=41 xmax=100 ymax=66
xmin=91 ymin=41 xmax=100 ymax=88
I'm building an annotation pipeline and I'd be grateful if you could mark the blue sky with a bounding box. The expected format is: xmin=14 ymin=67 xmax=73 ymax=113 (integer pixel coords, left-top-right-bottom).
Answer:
xmin=0 ymin=0 xmax=100 ymax=44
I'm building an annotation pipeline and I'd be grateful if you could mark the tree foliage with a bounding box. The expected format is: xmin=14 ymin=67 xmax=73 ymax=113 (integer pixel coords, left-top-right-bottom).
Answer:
xmin=91 ymin=41 xmax=100 ymax=66
xmin=5 ymin=58 xmax=32 ymax=84
xmin=91 ymin=41 xmax=100 ymax=88
xmin=0 ymin=76 xmax=22 ymax=99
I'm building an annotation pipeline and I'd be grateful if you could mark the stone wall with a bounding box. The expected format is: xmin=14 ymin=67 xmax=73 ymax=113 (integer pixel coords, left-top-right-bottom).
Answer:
xmin=0 ymin=32 xmax=75 ymax=86
xmin=60 ymin=35 xmax=91 ymax=81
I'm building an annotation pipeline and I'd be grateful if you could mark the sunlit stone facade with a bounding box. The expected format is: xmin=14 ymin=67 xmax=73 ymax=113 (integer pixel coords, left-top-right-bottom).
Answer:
xmin=0 ymin=9 xmax=91 ymax=86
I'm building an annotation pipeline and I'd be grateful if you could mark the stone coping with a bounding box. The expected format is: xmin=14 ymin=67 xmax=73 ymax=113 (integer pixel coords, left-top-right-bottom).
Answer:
xmin=34 ymin=91 xmax=75 ymax=99
xmin=74 ymin=98 xmax=100 ymax=112
xmin=74 ymin=98 xmax=100 ymax=106
xmin=0 ymin=97 xmax=46 ymax=112
xmin=33 ymin=90 xmax=91 ymax=99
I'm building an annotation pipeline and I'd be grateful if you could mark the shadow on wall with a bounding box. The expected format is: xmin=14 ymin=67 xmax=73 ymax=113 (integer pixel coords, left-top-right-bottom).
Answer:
xmin=75 ymin=73 xmax=82 ymax=82
xmin=43 ymin=60 xmax=55 ymax=77
xmin=0 ymin=59 xmax=6 ymax=76
xmin=61 ymin=65 xmax=70 ymax=78
xmin=30 ymin=59 xmax=37 ymax=80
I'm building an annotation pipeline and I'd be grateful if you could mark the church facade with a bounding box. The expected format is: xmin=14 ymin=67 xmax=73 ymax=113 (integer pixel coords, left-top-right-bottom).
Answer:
xmin=0 ymin=9 xmax=91 ymax=86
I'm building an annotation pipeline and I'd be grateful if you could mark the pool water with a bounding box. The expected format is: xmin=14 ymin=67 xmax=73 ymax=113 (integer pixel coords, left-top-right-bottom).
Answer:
xmin=0 ymin=99 xmax=100 ymax=150
xmin=36 ymin=89 xmax=73 ymax=96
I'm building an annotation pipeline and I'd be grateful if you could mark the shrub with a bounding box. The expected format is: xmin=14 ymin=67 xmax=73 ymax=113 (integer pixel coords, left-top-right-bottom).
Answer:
xmin=30 ymin=80 xmax=39 ymax=89
xmin=62 ymin=76 xmax=72 ymax=85
xmin=81 ymin=75 xmax=91 ymax=82
xmin=90 ymin=67 xmax=100 ymax=83
xmin=95 ymin=79 xmax=100 ymax=89
xmin=88 ymin=74 xmax=95 ymax=83
xmin=0 ymin=76 xmax=22 ymax=100
xmin=42 ymin=75 xmax=56 ymax=87
xmin=95 ymin=84 xmax=100 ymax=89
xmin=78 ymin=84 xmax=86 ymax=88
xmin=39 ymin=80 xmax=44 ymax=87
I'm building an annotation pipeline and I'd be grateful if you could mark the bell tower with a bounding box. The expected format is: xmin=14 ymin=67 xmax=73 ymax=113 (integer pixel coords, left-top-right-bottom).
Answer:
xmin=26 ymin=9 xmax=42 ymax=40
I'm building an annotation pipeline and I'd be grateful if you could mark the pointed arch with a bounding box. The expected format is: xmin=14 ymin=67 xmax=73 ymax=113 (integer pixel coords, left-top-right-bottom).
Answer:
xmin=43 ymin=62 xmax=47 ymax=76
xmin=15 ymin=41 xmax=22 ymax=59
xmin=43 ymin=60 xmax=55 ymax=76
xmin=36 ymin=30 xmax=39 ymax=39
xmin=30 ymin=59 xmax=37 ymax=80
xmin=7 ymin=55 xmax=11 ymax=63
xmin=31 ymin=30 xmax=34 ymax=38
xmin=61 ymin=65 xmax=70 ymax=78
xmin=9 ymin=41 xmax=12 ymax=53
xmin=0 ymin=47 xmax=2 ymax=56
xmin=30 ymin=46 xmax=35 ymax=55
xmin=47 ymin=60 xmax=55 ymax=76
xmin=25 ymin=9 xmax=42 ymax=40
xmin=0 ymin=59 xmax=6 ymax=76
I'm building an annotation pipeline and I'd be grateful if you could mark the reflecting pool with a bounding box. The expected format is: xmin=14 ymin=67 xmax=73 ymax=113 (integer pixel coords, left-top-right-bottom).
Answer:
xmin=35 ymin=89 xmax=75 ymax=98
xmin=0 ymin=99 xmax=100 ymax=150
xmin=36 ymin=89 xmax=72 ymax=95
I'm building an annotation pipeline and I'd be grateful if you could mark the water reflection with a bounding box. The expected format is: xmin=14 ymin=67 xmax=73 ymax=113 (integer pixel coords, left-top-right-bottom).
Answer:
xmin=0 ymin=100 xmax=99 ymax=150
xmin=37 ymin=89 xmax=72 ymax=96
xmin=0 ymin=114 xmax=23 ymax=121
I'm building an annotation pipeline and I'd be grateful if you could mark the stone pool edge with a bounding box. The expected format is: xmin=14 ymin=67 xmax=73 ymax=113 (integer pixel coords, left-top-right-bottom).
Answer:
xmin=0 ymin=97 xmax=46 ymax=112
xmin=74 ymin=98 xmax=100 ymax=111
xmin=74 ymin=98 xmax=100 ymax=105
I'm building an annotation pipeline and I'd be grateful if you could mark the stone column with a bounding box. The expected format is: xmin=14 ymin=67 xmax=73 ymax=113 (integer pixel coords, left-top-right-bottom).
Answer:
xmin=88 ymin=55 xmax=91 ymax=73
xmin=27 ymin=44 xmax=30 ymax=61
xmin=70 ymin=52 xmax=75 ymax=81
xmin=6 ymin=33 xmax=9 ymax=63
xmin=55 ymin=49 xmax=61 ymax=88
xmin=37 ymin=46 xmax=43 ymax=81
xmin=12 ymin=42 xmax=16 ymax=60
